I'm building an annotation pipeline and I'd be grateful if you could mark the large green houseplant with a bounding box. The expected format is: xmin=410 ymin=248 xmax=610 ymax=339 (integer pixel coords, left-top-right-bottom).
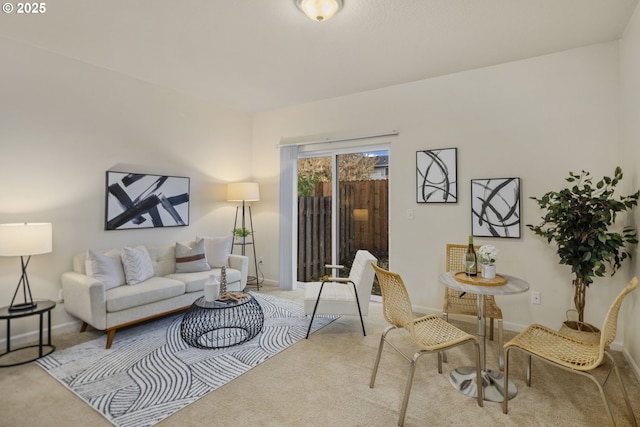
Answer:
xmin=528 ymin=167 xmax=639 ymax=327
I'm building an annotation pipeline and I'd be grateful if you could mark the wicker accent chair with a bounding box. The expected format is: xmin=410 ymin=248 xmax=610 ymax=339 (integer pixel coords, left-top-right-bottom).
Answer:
xmin=442 ymin=243 xmax=505 ymax=369
xmin=370 ymin=264 xmax=483 ymax=427
xmin=503 ymin=276 xmax=638 ymax=427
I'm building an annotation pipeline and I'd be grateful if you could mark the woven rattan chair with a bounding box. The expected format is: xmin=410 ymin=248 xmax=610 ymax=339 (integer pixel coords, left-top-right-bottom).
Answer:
xmin=442 ymin=243 xmax=505 ymax=369
xmin=503 ymin=276 xmax=638 ymax=427
xmin=370 ymin=264 xmax=483 ymax=426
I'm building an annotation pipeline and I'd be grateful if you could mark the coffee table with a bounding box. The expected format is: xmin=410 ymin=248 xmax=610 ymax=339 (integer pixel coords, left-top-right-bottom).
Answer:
xmin=180 ymin=294 xmax=264 ymax=349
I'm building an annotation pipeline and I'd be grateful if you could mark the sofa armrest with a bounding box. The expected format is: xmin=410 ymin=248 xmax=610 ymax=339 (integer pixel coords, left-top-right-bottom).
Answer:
xmin=61 ymin=271 xmax=108 ymax=330
xmin=228 ymin=254 xmax=249 ymax=289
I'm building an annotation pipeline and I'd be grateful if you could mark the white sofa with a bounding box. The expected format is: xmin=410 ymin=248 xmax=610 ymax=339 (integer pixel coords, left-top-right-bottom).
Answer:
xmin=61 ymin=238 xmax=248 ymax=348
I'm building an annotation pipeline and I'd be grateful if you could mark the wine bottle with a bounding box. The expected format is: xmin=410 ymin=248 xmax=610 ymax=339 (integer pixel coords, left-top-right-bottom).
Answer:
xmin=464 ymin=235 xmax=477 ymax=276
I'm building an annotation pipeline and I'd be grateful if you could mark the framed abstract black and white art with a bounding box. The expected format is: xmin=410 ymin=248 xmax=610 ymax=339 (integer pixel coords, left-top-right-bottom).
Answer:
xmin=105 ymin=171 xmax=190 ymax=230
xmin=471 ymin=177 xmax=521 ymax=238
xmin=416 ymin=147 xmax=457 ymax=203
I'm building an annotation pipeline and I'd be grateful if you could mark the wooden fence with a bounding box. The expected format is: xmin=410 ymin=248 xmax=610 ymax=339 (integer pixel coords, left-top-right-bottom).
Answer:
xmin=297 ymin=179 xmax=388 ymax=282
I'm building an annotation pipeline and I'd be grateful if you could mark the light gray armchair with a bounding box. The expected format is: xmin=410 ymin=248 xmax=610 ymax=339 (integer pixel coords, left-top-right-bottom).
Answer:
xmin=304 ymin=250 xmax=377 ymax=338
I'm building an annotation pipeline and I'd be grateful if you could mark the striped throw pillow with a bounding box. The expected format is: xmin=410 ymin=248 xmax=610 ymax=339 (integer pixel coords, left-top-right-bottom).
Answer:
xmin=175 ymin=238 xmax=211 ymax=273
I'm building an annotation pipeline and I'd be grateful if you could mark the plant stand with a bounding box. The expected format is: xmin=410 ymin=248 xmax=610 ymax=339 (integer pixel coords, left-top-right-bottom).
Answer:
xmin=231 ymin=203 xmax=260 ymax=289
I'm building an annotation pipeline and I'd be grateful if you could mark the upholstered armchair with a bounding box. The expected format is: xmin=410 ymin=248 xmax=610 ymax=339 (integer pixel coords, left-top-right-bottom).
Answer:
xmin=304 ymin=250 xmax=377 ymax=338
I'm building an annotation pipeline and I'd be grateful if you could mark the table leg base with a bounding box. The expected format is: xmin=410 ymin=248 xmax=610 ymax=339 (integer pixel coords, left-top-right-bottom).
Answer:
xmin=449 ymin=366 xmax=517 ymax=402
xmin=0 ymin=344 xmax=55 ymax=367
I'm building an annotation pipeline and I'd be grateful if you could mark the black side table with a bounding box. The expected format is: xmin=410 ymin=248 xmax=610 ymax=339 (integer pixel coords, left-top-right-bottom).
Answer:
xmin=0 ymin=299 xmax=56 ymax=367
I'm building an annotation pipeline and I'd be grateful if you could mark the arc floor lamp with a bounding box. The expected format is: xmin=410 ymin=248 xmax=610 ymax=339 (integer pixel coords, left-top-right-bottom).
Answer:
xmin=227 ymin=182 xmax=260 ymax=289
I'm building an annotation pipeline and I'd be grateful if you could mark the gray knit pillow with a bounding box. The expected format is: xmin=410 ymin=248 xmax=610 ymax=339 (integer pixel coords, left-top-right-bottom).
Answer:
xmin=121 ymin=246 xmax=155 ymax=285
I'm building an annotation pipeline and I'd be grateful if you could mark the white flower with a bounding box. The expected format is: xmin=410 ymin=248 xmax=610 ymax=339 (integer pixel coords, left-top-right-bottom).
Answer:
xmin=478 ymin=245 xmax=499 ymax=264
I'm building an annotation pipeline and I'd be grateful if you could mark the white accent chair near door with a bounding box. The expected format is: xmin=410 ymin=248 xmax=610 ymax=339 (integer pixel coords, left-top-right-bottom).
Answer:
xmin=304 ymin=250 xmax=377 ymax=338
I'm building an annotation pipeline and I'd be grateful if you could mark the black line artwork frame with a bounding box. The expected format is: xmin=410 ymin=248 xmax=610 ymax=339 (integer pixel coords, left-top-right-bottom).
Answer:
xmin=471 ymin=177 xmax=521 ymax=238
xmin=416 ymin=147 xmax=457 ymax=203
xmin=105 ymin=171 xmax=190 ymax=230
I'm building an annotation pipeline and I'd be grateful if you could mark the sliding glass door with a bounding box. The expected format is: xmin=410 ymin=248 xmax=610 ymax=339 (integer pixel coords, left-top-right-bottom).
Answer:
xmin=297 ymin=146 xmax=388 ymax=295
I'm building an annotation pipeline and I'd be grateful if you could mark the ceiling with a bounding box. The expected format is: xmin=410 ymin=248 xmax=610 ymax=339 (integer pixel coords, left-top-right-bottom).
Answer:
xmin=1 ymin=0 xmax=638 ymax=112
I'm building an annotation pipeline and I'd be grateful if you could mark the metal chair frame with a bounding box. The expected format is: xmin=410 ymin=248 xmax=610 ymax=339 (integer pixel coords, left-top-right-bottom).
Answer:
xmin=306 ymin=275 xmax=365 ymax=339
xmin=305 ymin=250 xmax=377 ymax=339
xmin=503 ymin=277 xmax=638 ymax=427
xmin=370 ymin=264 xmax=483 ymax=426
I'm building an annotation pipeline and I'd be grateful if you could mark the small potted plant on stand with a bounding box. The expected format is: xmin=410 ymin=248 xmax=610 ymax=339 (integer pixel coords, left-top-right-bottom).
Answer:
xmin=233 ymin=228 xmax=252 ymax=244
xmin=528 ymin=166 xmax=639 ymax=340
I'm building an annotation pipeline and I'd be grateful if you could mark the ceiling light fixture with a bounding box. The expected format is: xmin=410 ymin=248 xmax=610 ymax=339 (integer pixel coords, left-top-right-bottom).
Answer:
xmin=296 ymin=0 xmax=343 ymax=22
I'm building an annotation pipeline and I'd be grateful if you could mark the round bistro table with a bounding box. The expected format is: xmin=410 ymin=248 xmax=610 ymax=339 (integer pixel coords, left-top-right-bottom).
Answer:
xmin=439 ymin=271 xmax=529 ymax=402
xmin=180 ymin=295 xmax=264 ymax=349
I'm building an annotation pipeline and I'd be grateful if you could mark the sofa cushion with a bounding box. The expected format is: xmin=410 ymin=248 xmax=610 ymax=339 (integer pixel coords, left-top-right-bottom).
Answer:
xmin=198 ymin=235 xmax=233 ymax=268
xmin=175 ymin=239 xmax=211 ymax=273
xmin=166 ymin=267 xmax=241 ymax=293
xmin=85 ymin=249 xmax=125 ymax=290
xmin=121 ymin=246 xmax=155 ymax=285
xmin=146 ymin=244 xmax=176 ymax=277
xmin=106 ymin=276 xmax=186 ymax=312
xmin=167 ymin=271 xmax=214 ymax=293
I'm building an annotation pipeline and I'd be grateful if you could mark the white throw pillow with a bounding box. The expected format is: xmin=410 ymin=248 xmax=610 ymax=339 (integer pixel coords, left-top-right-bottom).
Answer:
xmin=121 ymin=246 xmax=155 ymax=285
xmin=85 ymin=249 xmax=126 ymax=290
xmin=175 ymin=238 xmax=211 ymax=273
xmin=197 ymin=235 xmax=233 ymax=268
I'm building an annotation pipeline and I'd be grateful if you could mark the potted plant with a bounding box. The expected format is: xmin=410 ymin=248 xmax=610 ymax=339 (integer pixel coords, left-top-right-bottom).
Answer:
xmin=477 ymin=244 xmax=499 ymax=279
xmin=527 ymin=167 xmax=639 ymax=333
xmin=233 ymin=228 xmax=252 ymax=244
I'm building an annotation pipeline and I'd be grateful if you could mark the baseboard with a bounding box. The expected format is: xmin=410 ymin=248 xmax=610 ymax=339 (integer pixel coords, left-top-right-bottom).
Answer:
xmin=623 ymin=347 xmax=640 ymax=383
xmin=249 ymin=278 xmax=278 ymax=288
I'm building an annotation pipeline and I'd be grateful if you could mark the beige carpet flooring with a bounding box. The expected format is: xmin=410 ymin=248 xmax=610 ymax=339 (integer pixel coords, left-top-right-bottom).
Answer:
xmin=2 ymin=285 xmax=639 ymax=427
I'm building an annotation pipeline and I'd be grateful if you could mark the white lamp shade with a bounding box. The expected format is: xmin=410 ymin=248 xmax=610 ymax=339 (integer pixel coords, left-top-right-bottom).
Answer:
xmin=296 ymin=0 xmax=343 ymax=22
xmin=0 ymin=223 xmax=53 ymax=256
xmin=227 ymin=182 xmax=260 ymax=202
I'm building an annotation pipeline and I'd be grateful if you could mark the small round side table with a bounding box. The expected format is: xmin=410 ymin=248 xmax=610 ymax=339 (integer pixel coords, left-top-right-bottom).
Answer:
xmin=0 ymin=299 xmax=56 ymax=367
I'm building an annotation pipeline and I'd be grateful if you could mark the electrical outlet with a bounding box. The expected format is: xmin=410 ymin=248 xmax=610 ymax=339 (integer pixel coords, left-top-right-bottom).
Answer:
xmin=58 ymin=289 xmax=64 ymax=302
xmin=531 ymin=291 xmax=541 ymax=305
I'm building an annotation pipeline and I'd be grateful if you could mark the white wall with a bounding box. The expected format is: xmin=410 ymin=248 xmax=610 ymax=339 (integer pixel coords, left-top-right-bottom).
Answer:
xmin=252 ymin=42 xmax=631 ymax=346
xmin=0 ymin=36 xmax=253 ymax=344
xmin=2 ymin=11 xmax=639 ymax=369
xmin=620 ymin=5 xmax=640 ymax=373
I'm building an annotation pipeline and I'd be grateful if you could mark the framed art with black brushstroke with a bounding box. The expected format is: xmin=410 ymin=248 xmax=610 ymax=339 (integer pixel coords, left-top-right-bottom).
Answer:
xmin=416 ymin=147 xmax=457 ymax=203
xmin=105 ymin=171 xmax=190 ymax=230
xmin=471 ymin=177 xmax=521 ymax=238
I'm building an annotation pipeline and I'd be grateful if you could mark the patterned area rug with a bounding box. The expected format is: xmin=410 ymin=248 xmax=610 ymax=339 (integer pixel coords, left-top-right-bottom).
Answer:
xmin=37 ymin=292 xmax=337 ymax=427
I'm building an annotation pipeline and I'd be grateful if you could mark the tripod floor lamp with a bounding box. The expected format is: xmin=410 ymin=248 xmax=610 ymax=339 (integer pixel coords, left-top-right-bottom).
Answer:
xmin=0 ymin=223 xmax=53 ymax=311
xmin=227 ymin=182 xmax=260 ymax=289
